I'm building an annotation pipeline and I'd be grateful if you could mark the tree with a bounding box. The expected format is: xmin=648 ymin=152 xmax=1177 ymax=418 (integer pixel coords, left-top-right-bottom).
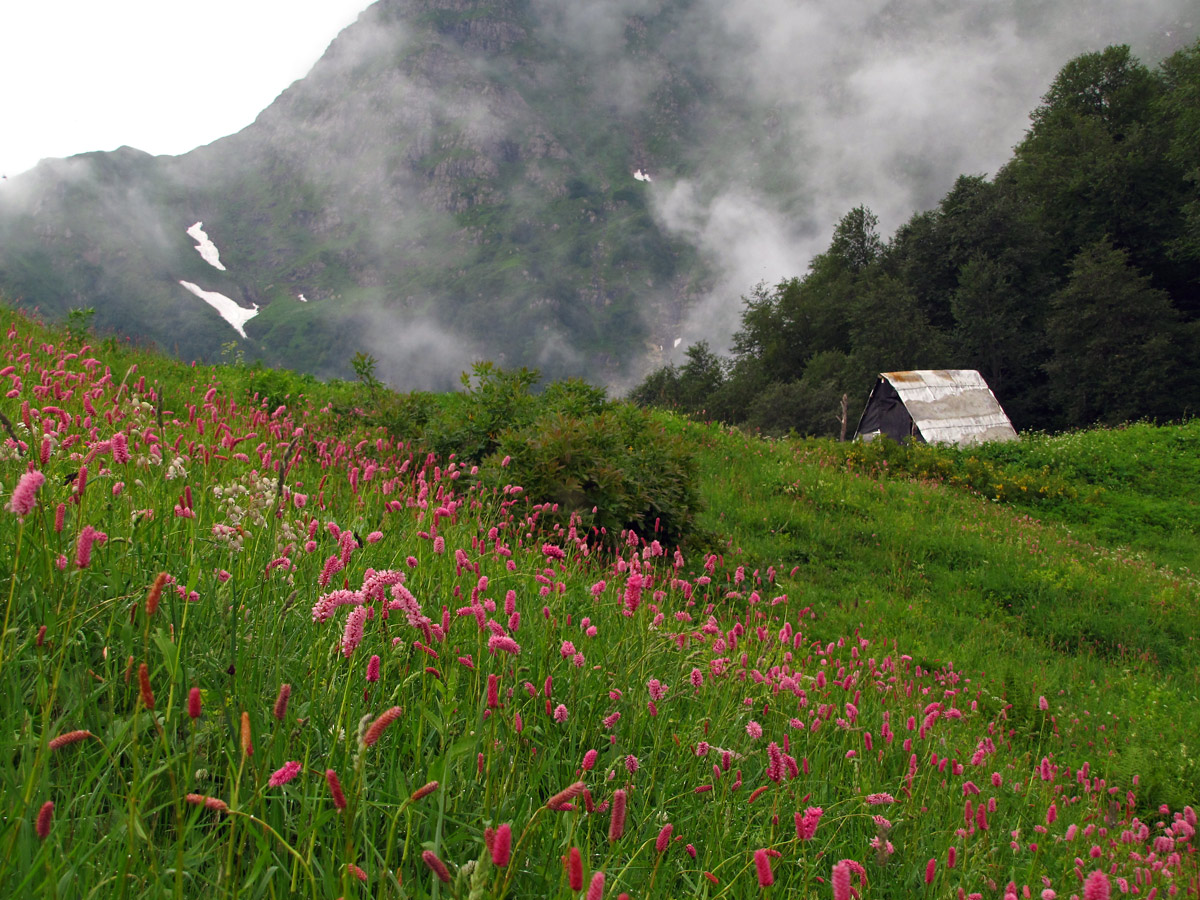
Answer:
xmin=1001 ymin=46 xmax=1183 ymax=289
xmin=828 ymin=206 xmax=883 ymax=273
xmin=848 ymin=272 xmax=948 ymax=377
xmin=1156 ymin=39 xmax=1200 ymax=313
xmin=1044 ymin=240 xmax=1180 ymax=427
xmin=950 ymin=255 xmax=1034 ymax=397
xmin=675 ymin=341 xmax=726 ymax=415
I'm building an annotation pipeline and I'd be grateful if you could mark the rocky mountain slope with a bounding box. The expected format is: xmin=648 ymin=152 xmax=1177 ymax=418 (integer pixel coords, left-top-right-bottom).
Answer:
xmin=0 ymin=0 xmax=1194 ymax=388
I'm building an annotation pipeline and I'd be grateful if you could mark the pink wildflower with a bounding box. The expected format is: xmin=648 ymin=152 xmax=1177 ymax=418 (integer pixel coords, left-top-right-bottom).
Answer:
xmin=487 ymin=634 xmax=521 ymax=655
xmin=547 ymin=781 xmax=586 ymax=810
xmin=185 ymin=793 xmax=228 ymax=813
xmin=746 ymin=720 xmax=763 ymax=739
xmin=567 ymin=847 xmax=583 ymax=890
xmin=410 ymin=781 xmax=439 ymax=801
xmin=326 ymin=769 xmax=347 ymax=810
xmin=47 ymin=730 xmax=94 ymax=751
xmin=273 ymin=683 xmax=291 ymax=720
xmin=7 ymin=470 xmax=45 ymax=518
xmin=75 ymin=524 xmax=106 ymax=568
xmin=36 ymin=801 xmax=53 ymax=840
xmin=553 ymin=703 xmax=568 ymax=723
xmin=422 ymin=850 xmax=452 ymax=883
xmin=341 ymin=606 xmax=369 ymax=657
xmin=269 ymin=761 xmax=302 ymax=787
xmin=586 ymin=871 xmax=605 ymax=900
xmin=366 ymin=654 xmax=381 ymax=683
xmin=656 ymin=824 xmax=673 ymax=853
xmin=1083 ymin=871 xmax=1110 ymax=900
xmin=754 ymin=848 xmax=774 ymax=887
xmin=487 ymin=673 xmax=500 ymax=708
xmin=608 ymin=789 xmax=627 ymax=842
xmin=362 ymin=706 xmax=402 ymax=747
xmin=492 ymin=822 xmax=512 ymax=867
xmin=832 ymin=860 xmax=852 ymax=900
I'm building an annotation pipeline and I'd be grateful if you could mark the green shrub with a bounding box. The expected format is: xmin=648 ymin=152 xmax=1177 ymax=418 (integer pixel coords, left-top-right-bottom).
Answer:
xmin=487 ymin=405 xmax=700 ymax=547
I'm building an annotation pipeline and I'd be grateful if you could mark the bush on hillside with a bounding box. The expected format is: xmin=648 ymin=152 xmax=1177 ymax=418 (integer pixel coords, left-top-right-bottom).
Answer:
xmin=486 ymin=405 xmax=700 ymax=547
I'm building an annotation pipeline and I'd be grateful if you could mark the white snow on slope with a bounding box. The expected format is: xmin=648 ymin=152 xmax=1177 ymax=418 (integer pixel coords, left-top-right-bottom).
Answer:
xmin=633 ymin=169 xmax=652 ymax=182
xmin=186 ymin=222 xmax=226 ymax=271
xmin=179 ymin=281 xmax=258 ymax=338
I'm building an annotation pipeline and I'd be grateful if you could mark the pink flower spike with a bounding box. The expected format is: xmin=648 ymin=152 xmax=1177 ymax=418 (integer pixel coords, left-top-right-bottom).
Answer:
xmin=608 ymin=788 xmax=627 ymax=842
xmin=35 ymin=800 xmax=53 ymax=840
xmin=422 ymin=850 xmax=452 ymax=883
xmin=188 ymin=687 xmax=202 ymax=719
xmin=754 ymin=848 xmax=774 ymax=887
xmin=324 ymin=768 xmax=348 ymax=811
xmin=47 ymin=729 xmax=94 ymax=751
xmin=268 ymin=761 xmax=302 ymax=788
xmin=7 ymin=470 xmax=45 ymax=518
xmin=1083 ymin=870 xmax=1110 ymax=900
xmin=362 ymin=706 xmax=402 ymax=747
xmin=491 ymin=822 xmax=512 ymax=867
xmin=656 ymin=824 xmax=673 ymax=853
xmin=832 ymin=860 xmax=852 ymax=900
xmin=586 ymin=870 xmax=606 ymax=900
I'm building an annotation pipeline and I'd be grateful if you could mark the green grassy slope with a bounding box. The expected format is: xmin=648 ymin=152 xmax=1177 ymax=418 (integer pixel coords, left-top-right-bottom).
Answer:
xmin=677 ymin=418 xmax=1200 ymax=809
xmin=1 ymin=304 xmax=1196 ymax=898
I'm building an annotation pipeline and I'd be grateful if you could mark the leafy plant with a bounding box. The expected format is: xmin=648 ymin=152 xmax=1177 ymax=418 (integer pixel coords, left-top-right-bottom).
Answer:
xmin=64 ymin=306 xmax=95 ymax=342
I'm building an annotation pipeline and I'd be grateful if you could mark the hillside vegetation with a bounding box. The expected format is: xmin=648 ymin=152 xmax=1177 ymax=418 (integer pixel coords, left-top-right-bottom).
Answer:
xmin=1 ymin=303 xmax=1197 ymax=899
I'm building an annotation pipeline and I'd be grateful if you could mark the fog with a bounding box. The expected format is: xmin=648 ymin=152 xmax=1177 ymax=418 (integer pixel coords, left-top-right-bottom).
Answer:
xmin=1 ymin=0 xmax=1195 ymax=389
xmin=535 ymin=0 xmax=1197 ymax=353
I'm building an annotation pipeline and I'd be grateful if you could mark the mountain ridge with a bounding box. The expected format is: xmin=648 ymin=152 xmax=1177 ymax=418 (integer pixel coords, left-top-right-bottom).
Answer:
xmin=1 ymin=0 xmax=1195 ymax=389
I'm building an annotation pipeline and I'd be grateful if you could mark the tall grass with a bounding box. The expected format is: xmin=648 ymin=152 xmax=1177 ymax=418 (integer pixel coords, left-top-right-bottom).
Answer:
xmin=0 ymin=305 xmax=1196 ymax=899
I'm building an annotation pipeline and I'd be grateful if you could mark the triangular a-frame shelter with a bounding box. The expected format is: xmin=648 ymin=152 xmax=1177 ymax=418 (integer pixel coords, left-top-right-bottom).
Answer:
xmin=853 ymin=370 xmax=1017 ymax=448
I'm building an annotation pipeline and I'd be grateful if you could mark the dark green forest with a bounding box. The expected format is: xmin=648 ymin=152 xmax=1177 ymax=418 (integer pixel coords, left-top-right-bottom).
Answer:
xmin=632 ymin=43 xmax=1200 ymax=435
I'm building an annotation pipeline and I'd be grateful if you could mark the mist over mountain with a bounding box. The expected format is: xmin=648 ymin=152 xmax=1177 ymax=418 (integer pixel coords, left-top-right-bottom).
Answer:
xmin=0 ymin=0 xmax=1194 ymax=390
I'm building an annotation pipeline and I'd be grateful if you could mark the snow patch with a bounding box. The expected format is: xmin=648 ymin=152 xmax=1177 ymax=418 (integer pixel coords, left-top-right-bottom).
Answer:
xmin=633 ymin=169 xmax=652 ymax=182
xmin=673 ymin=337 xmax=682 ymax=348
xmin=186 ymin=222 xmax=226 ymax=271
xmin=297 ymin=293 xmax=308 ymax=302
xmin=179 ymin=281 xmax=258 ymax=338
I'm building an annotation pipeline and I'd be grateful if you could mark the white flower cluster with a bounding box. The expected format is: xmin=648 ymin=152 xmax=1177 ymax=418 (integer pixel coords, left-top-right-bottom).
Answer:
xmin=210 ymin=472 xmax=278 ymax=552
xmin=165 ymin=456 xmax=188 ymax=481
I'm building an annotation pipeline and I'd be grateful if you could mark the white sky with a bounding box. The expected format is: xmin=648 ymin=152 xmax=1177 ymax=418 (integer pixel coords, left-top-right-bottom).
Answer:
xmin=0 ymin=1 xmax=372 ymax=178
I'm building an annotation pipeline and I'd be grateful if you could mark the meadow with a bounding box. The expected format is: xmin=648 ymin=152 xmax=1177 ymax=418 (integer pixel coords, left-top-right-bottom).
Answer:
xmin=1 ymin=304 xmax=1196 ymax=899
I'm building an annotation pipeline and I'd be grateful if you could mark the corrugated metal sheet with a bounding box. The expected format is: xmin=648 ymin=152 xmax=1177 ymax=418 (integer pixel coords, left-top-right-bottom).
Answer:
xmin=880 ymin=370 xmax=1017 ymax=448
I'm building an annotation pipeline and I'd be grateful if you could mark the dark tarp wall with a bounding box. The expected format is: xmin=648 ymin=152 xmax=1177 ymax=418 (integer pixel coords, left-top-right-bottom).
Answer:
xmin=856 ymin=378 xmax=920 ymax=443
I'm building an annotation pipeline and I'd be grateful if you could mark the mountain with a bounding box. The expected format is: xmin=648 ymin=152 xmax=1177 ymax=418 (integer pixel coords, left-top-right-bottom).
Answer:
xmin=0 ymin=0 xmax=1195 ymax=390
